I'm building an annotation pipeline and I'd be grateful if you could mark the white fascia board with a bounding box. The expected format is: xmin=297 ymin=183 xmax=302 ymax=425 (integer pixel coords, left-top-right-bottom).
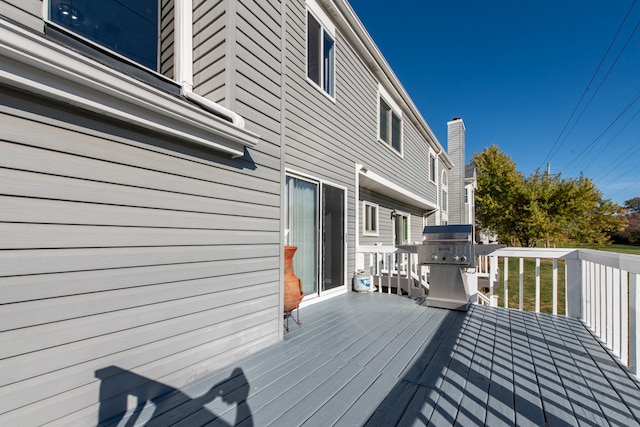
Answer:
xmin=0 ymin=18 xmax=259 ymax=158
xmin=359 ymin=167 xmax=437 ymax=211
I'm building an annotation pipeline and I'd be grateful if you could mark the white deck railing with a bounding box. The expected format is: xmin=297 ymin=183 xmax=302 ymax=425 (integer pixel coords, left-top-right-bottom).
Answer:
xmin=487 ymin=247 xmax=640 ymax=379
xmin=357 ymin=245 xmax=640 ymax=378
xmin=357 ymin=245 xmax=427 ymax=298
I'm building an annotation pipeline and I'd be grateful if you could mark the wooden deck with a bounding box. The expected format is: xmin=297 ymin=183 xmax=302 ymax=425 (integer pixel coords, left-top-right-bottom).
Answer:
xmin=104 ymin=292 xmax=640 ymax=426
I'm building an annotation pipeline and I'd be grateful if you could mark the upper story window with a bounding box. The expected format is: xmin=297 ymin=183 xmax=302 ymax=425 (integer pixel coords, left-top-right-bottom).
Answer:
xmin=48 ymin=1 xmax=161 ymax=72
xmin=378 ymin=85 xmax=402 ymax=154
xmin=307 ymin=5 xmax=335 ymax=97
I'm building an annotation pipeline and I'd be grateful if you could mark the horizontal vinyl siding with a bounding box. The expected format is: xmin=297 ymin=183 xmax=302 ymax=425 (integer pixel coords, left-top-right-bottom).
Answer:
xmin=0 ymin=90 xmax=281 ymax=425
xmin=193 ymin=0 xmax=228 ymax=104
xmin=160 ymin=0 xmax=175 ymax=79
xmin=285 ymin=0 xmax=437 ymax=275
xmin=359 ymin=189 xmax=426 ymax=247
xmin=0 ymin=0 xmax=41 ymax=31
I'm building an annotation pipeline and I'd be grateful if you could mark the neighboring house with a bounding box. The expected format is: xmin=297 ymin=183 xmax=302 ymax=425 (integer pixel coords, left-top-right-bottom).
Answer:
xmin=465 ymin=164 xmax=477 ymax=235
xmin=0 ymin=0 xmax=457 ymax=424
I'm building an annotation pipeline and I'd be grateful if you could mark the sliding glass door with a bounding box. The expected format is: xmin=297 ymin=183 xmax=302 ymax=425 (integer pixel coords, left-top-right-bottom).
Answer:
xmin=322 ymin=184 xmax=345 ymax=291
xmin=286 ymin=175 xmax=318 ymax=296
xmin=286 ymin=174 xmax=345 ymax=298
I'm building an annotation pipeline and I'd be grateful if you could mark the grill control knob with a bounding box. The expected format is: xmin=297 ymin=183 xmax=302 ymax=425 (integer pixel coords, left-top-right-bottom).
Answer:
xmin=460 ymin=256 xmax=467 ymax=262
xmin=431 ymin=255 xmax=438 ymax=261
xmin=453 ymin=255 xmax=460 ymax=262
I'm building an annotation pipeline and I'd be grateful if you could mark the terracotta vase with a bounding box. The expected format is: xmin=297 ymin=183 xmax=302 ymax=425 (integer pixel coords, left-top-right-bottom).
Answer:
xmin=284 ymin=246 xmax=304 ymax=314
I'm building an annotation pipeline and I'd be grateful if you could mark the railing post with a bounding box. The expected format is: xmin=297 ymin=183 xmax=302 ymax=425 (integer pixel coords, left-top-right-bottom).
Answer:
xmin=552 ymin=258 xmax=558 ymax=315
xmin=489 ymin=255 xmax=497 ymax=300
xmin=535 ymin=258 xmax=541 ymax=313
xmin=565 ymin=256 xmax=582 ymax=319
xmin=503 ymin=257 xmax=509 ymax=309
xmin=519 ymin=257 xmax=524 ymax=311
xmin=631 ymin=273 xmax=639 ymax=378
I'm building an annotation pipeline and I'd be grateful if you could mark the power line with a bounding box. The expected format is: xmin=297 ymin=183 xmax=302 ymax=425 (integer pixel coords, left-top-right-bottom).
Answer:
xmin=581 ymin=101 xmax=640 ymax=175
xmin=592 ymin=139 xmax=640 ymax=184
xmin=540 ymin=0 xmax=638 ymax=167
xmin=563 ymin=88 xmax=640 ymax=175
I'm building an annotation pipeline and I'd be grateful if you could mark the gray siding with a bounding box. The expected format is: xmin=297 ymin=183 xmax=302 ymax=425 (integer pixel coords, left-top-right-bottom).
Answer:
xmin=160 ymin=0 xmax=175 ymax=79
xmin=284 ymin=0 xmax=439 ymax=266
xmin=359 ymin=189 xmax=426 ymax=247
xmin=0 ymin=86 xmax=281 ymax=424
xmin=193 ymin=0 xmax=228 ymax=104
xmin=447 ymin=119 xmax=465 ymax=224
xmin=0 ymin=0 xmax=40 ymax=31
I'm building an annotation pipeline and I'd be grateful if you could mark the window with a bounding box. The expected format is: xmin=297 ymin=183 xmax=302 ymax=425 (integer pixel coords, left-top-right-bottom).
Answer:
xmin=379 ymin=96 xmax=402 ymax=152
xmin=394 ymin=212 xmax=409 ymax=245
xmin=307 ymin=11 xmax=335 ymax=96
xmin=441 ymin=171 xmax=448 ymax=213
xmin=48 ymin=1 xmax=160 ymax=72
xmin=465 ymin=188 xmax=469 ymax=204
xmin=363 ymin=202 xmax=379 ymax=236
xmin=430 ymin=155 xmax=436 ymax=182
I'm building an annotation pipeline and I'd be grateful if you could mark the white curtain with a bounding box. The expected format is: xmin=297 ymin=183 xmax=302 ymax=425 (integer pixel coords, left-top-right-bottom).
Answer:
xmin=286 ymin=176 xmax=318 ymax=295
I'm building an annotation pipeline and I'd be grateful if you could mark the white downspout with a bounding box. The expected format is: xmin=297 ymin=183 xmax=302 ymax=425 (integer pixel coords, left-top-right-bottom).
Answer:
xmin=174 ymin=0 xmax=246 ymax=129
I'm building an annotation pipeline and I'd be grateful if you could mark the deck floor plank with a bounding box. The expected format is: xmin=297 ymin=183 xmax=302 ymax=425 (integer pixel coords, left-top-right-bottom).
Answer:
xmin=536 ymin=314 xmax=611 ymax=427
xmin=100 ymin=292 xmax=640 ymax=427
xmin=484 ymin=307 xmax=517 ymax=427
xmin=508 ymin=310 xmax=547 ymax=427
xmin=454 ymin=306 xmax=494 ymax=426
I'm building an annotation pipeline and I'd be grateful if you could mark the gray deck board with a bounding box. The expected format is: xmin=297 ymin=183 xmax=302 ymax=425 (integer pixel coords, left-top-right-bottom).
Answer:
xmin=102 ymin=292 xmax=640 ymax=427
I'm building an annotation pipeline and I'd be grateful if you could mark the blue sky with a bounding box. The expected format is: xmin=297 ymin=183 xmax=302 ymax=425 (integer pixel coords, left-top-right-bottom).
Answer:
xmin=348 ymin=0 xmax=640 ymax=206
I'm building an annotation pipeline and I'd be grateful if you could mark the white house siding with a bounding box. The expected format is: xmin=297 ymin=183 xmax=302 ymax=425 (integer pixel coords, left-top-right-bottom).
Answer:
xmin=0 ymin=2 xmax=282 ymax=424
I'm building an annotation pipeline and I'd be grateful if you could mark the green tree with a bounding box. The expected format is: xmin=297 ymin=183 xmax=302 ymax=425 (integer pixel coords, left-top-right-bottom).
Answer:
xmin=624 ymin=197 xmax=640 ymax=214
xmin=472 ymin=145 xmax=523 ymax=245
xmin=472 ymin=146 xmax=625 ymax=246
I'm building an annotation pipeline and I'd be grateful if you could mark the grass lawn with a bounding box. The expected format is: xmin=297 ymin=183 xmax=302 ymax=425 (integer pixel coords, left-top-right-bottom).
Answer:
xmin=488 ymin=243 xmax=639 ymax=315
xmin=491 ymin=257 xmax=566 ymax=315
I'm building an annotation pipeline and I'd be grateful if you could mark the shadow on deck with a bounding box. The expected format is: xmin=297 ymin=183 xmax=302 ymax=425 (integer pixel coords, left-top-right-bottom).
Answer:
xmin=99 ymin=292 xmax=640 ymax=426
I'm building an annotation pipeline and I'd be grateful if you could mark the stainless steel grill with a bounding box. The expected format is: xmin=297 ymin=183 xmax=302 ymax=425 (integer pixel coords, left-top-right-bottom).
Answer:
xmin=400 ymin=224 xmax=475 ymax=311
xmin=418 ymin=224 xmax=475 ymax=268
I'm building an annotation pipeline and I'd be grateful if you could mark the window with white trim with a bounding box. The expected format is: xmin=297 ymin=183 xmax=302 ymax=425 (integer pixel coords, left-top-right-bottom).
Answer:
xmin=307 ymin=10 xmax=335 ymax=97
xmin=394 ymin=212 xmax=410 ymax=245
xmin=429 ymin=155 xmax=436 ymax=182
xmin=47 ymin=0 xmax=163 ymax=72
xmin=363 ymin=202 xmax=379 ymax=236
xmin=378 ymin=92 xmax=402 ymax=153
xmin=441 ymin=170 xmax=448 ymax=213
